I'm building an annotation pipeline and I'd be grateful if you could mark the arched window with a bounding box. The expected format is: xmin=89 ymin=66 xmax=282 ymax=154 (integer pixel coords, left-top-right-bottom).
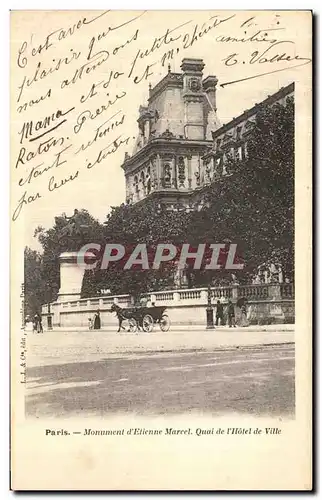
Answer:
xmin=146 ymin=166 xmax=151 ymax=194
xmin=163 ymin=163 xmax=171 ymax=187
xmin=134 ymin=175 xmax=139 ymax=192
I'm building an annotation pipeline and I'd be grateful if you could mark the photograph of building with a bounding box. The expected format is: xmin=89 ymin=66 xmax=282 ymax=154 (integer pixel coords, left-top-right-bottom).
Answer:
xmin=122 ymin=58 xmax=294 ymax=212
xmin=24 ymin=56 xmax=296 ymax=419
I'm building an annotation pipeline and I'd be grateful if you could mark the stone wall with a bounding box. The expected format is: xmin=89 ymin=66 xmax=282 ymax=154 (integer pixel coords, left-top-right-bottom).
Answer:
xmin=42 ymin=283 xmax=295 ymax=329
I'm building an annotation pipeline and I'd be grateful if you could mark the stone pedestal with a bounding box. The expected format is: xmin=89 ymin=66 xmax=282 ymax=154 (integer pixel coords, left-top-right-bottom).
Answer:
xmin=57 ymin=251 xmax=96 ymax=302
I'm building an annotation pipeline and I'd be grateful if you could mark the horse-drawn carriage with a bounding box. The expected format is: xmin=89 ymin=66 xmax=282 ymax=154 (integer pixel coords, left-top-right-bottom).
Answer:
xmin=110 ymin=303 xmax=171 ymax=333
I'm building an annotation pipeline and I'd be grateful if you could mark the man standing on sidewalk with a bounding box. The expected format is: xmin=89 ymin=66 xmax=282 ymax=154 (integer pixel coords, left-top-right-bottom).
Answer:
xmin=215 ymin=300 xmax=224 ymax=326
xmin=227 ymin=300 xmax=236 ymax=328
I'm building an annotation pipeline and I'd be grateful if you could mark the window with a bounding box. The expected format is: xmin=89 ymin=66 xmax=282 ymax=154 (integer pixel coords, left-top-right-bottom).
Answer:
xmin=236 ymin=146 xmax=243 ymax=161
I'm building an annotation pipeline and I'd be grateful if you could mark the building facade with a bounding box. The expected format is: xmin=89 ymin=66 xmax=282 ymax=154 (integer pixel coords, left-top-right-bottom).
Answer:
xmin=121 ymin=58 xmax=294 ymax=211
xmin=121 ymin=58 xmax=221 ymax=210
xmin=202 ymin=82 xmax=294 ymax=188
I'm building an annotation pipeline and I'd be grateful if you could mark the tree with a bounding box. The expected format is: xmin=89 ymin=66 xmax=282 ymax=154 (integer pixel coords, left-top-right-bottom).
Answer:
xmin=35 ymin=98 xmax=294 ymax=300
xmin=82 ymin=200 xmax=191 ymax=300
xmin=35 ymin=209 xmax=105 ymax=303
xmin=188 ymin=96 xmax=294 ymax=284
xmin=24 ymin=247 xmax=46 ymax=316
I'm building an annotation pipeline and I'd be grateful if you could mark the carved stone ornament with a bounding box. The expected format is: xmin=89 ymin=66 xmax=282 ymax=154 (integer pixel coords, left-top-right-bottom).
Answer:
xmin=178 ymin=157 xmax=186 ymax=187
xmin=189 ymin=78 xmax=201 ymax=92
xmin=161 ymin=128 xmax=175 ymax=139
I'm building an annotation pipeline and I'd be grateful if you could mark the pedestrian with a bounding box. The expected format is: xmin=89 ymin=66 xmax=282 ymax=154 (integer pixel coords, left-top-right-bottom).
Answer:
xmin=38 ymin=314 xmax=43 ymax=333
xmin=215 ymin=300 xmax=224 ymax=326
xmin=25 ymin=315 xmax=33 ymax=333
xmin=236 ymin=298 xmax=249 ymax=327
xmin=227 ymin=300 xmax=236 ymax=328
xmin=33 ymin=314 xmax=39 ymax=333
xmin=88 ymin=317 xmax=93 ymax=330
xmin=34 ymin=313 xmax=43 ymax=333
xmin=93 ymin=310 xmax=101 ymax=330
xmin=240 ymin=304 xmax=249 ymax=327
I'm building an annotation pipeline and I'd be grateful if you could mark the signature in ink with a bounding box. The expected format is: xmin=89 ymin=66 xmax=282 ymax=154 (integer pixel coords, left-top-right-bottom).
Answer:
xmin=221 ymin=40 xmax=312 ymax=87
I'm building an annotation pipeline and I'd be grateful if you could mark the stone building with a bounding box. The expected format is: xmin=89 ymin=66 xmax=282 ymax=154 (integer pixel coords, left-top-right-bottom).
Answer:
xmin=51 ymin=66 xmax=294 ymax=309
xmin=121 ymin=58 xmax=221 ymax=210
xmin=201 ymin=82 xmax=294 ymax=190
xmin=121 ymin=57 xmax=294 ymax=211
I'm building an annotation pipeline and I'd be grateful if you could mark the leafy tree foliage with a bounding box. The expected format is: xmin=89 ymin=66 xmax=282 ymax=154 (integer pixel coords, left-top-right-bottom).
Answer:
xmin=24 ymin=247 xmax=47 ymax=316
xmin=189 ymin=96 xmax=294 ymax=284
xmin=82 ymin=200 xmax=190 ymax=300
xmin=34 ymin=209 xmax=104 ymax=302
xmin=83 ymin=97 xmax=294 ymax=295
xmin=31 ymin=97 xmax=294 ymax=302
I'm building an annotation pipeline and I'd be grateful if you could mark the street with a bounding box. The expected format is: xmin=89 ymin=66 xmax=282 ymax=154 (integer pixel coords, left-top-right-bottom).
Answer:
xmin=25 ymin=329 xmax=295 ymax=418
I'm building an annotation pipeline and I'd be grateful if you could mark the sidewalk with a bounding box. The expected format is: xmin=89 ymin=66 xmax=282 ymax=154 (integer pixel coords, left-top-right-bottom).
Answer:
xmin=49 ymin=323 xmax=294 ymax=333
xmin=27 ymin=326 xmax=295 ymax=367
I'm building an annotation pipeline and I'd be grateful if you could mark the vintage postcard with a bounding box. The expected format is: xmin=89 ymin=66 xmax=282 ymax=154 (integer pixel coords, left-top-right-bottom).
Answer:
xmin=10 ymin=10 xmax=312 ymax=490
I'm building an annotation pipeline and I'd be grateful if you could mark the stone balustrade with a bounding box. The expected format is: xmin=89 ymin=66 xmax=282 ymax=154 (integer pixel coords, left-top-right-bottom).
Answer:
xmin=238 ymin=284 xmax=270 ymax=299
xmin=42 ymin=283 xmax=294 ymax=328
xmin=280 ymin=283 xmax=295 ymax=299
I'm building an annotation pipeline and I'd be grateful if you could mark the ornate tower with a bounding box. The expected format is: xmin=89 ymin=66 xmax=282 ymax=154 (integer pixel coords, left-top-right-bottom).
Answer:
xmin=181 ymin=58 xmax=206 ymax=140
xmin=121 ymin=58 xmax=221 ymax=210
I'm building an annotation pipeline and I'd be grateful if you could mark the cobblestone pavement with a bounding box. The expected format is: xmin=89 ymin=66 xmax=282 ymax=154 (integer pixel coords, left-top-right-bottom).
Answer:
xmin=25 ymin=329 xmax=295 ymax=418
xmin=26 ymin=326 xmax=294 ymax=367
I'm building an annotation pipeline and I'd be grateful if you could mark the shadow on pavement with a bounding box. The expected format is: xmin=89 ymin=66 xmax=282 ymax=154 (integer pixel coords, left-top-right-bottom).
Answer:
xmin=26 ymin=347 xmax=295 ymax=419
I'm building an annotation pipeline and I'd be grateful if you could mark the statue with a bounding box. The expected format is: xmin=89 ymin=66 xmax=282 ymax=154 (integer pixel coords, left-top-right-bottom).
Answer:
xmin=269 ymin=262 xmax=282 ymax=283
xmin=163 ymin=164 xmax=171 ymax=187
xmin=177 ymin=157 xmax=186 ymax=187
xmin=204 ymin=161 xmax=211 ymax=183
xmin=231 ymin=273 xmax=239 ymax=285
xmin=254 ymin=261 xmax=284 ymax=284
xmin=146 ymin=167 xmax=151 ymax=194
xmin=56 ymin=209 xmax=89 ymax=239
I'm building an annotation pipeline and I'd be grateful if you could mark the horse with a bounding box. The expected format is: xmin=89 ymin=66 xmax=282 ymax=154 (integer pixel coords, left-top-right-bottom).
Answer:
xmin=110 ymin=303 xmax=141 ymax=333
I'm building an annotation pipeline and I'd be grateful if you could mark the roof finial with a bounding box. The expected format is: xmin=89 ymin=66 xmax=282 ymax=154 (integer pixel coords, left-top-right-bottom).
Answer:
xmin=149 ymin=82 xmax=152 ymax=91
xmin=168 ymin=64 xmax=171 ymax=73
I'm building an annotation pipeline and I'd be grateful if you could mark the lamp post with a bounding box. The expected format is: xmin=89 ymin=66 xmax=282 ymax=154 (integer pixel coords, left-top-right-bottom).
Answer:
xmin=206 ymin=283 xmax=215 ymax=329
xmin=46 ymin=281 xmax=53 ymax=331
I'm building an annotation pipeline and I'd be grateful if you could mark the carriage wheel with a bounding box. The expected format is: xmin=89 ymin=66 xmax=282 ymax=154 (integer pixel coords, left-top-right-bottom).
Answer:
xmin=142 ymin=314 xmax=154 ymax=332
xmin=128 ymin=318 xmax=138 ymax=333
xmin=160 ymin=314 xmax=170 ymax=332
